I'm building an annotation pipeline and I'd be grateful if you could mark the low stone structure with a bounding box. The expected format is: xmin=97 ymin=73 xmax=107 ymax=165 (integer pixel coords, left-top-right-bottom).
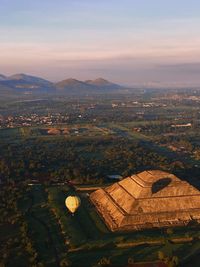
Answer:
xmin=90 ymin=170 xmax=200 ymax=231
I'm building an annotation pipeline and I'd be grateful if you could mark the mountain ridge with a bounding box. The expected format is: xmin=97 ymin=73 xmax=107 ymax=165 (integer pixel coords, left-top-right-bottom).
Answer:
xmin=0 ymin=74 xmax=7 ymax=81
xmin=7 ymin=73 xmax=53 ymax=86
xmin=0 ymin=73 xmax=122 ymax=96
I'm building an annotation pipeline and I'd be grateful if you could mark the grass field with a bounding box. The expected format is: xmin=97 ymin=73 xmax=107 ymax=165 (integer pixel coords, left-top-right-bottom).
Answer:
xmin=19 ymin=185 xmax=68 ymax=267
xmin=18 ymin=185 xmax=200 ymax=267
xmin=0 ymin=122 xmax=150 ymax=142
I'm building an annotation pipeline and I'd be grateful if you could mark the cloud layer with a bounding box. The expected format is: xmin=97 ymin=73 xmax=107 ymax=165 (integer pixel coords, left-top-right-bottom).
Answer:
xmin=0 ymin=0 xmax=200 ymax=85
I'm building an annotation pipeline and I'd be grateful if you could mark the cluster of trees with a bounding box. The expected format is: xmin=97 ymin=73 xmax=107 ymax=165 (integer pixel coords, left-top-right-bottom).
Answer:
xmin=0 ymin=184 xmax=40 ymax=266
xmin=139 ymin=121 xmax=200 ymax=136
xmin=158 ymin=251 xmax=179 ymax=267
xmin=0 ymin=136 xmax=173 ymax=184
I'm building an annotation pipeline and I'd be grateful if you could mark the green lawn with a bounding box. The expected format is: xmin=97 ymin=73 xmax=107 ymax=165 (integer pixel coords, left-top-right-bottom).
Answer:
xmin=19 ymin=185 xmax=68 ymax=267
xmin=18 ymin=185 xmax=200 ymax=267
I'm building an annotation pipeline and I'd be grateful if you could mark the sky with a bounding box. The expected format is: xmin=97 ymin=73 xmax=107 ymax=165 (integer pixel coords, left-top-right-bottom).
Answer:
xmin=0 ymin=0 xmax=200 ymax=85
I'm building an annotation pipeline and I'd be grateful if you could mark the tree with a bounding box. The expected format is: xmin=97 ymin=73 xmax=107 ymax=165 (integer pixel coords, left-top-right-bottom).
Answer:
xmin=60 ymin=258 xmax=71 ymax=267
xmin=158 ymin=251 xmax=165 ymax=261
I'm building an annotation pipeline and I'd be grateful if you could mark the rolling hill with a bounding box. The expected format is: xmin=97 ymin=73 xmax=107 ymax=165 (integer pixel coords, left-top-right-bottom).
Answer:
xmin=55 ymin=77 xmax=121 ymax=94
xmin=0 ymin=73 xmax=54 ymax=92
xmin=85 ymin=78 xmax=121 ymax=89
xmin=0 ymin=74 xmax=7 ymax=81
xmin=0 ymin=74 xmax=123 ymax=97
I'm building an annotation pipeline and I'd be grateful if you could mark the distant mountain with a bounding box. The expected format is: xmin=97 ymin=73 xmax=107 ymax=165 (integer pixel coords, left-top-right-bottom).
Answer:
xmin=55 ymin=78 xmax=95 ymax=94
xmin=56 ymin=78 xmax=91 ymax=89
xmin=0 ymin=73 xmax=123 ymax=97
xmin=85 ymin=78 xmax=121 ymax=89
xmin=0 ymin=74 xmax=7 ymax=81
xmin=55 ymin=77 xmax=121 ymax=94
xmin=0 ymin=73 xmax=54 ymax=94
xmin=7 ymin=73 xmax=53 ymax=86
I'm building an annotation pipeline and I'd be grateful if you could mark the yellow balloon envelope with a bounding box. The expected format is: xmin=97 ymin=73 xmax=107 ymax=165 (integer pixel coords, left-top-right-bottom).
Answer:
xmin=65 ymin=196 xmax=81 ymax=214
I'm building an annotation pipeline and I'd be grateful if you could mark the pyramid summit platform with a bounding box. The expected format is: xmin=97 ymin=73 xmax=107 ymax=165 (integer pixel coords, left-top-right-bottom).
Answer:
xmin=90 ymin=170 xmax=200 ymax=231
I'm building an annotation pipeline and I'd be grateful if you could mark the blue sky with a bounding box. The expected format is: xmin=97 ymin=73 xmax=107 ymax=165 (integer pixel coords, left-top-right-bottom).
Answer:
xmin=0 ymin=0 xmax=200 ymax=85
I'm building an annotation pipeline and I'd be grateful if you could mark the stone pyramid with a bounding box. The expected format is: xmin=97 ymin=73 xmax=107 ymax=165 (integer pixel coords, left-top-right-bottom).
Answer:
xmin=90 ymin=170 xmax=200 ymax=231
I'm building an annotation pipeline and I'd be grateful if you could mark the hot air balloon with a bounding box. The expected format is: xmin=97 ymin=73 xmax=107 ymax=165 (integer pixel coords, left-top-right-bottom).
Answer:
xmin=65 ymin=195 xmax=81 ymax=215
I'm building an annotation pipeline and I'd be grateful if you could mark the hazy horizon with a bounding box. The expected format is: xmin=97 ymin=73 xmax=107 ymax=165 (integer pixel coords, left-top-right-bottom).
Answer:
xmin=1 ymin=0 xmax=200 ymax=85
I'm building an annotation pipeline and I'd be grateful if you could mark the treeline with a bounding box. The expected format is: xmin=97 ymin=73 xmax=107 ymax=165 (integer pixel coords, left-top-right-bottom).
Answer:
xmin=0 ymin=135 xmax=183 ymax=185
xmin=0 ymin=184 xmax=40 ymax=266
